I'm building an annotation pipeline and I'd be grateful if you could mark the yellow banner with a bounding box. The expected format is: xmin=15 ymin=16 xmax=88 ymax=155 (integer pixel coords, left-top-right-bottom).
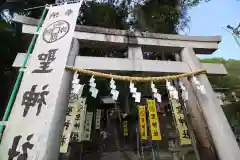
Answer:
xmin=147 ymin=100 xmax=162 ymax=140
xmin=138 ymin=105 xmax=147 ymax=140
xmin=171 ymin=98 xmax=191 ymax=145
xmin=123 ymin=121 xmax=128 ymax=136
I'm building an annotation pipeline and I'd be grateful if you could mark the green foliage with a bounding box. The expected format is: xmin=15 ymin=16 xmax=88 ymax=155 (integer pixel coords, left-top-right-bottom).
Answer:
xmin=200 ymin=58 xmax=240 ymax=130
xmin=0 ymin=20 xmax=14 ymax=32
xmin=200 ymin=57 xmax=225 ymax=63
xmin=133 ymin=1 xmax=179 ymax=33
xmin=78 ymin=0 xmax=211 ymax=33
xmin=80 ymin=1 xmax=128 ymax=29
xmin=200 ymin=58 xmax=240 ymax=102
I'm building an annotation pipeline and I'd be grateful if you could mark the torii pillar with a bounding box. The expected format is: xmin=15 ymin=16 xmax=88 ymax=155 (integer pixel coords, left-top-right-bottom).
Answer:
xmin=181 ymin=47 xmax=240 ymax=160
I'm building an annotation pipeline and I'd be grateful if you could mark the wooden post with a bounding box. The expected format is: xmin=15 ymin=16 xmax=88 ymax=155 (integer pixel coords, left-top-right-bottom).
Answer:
xmin=180 ymin=47 xmax=240 ymax=160
xmin=136 ymin=123 xmax=141 ymax=158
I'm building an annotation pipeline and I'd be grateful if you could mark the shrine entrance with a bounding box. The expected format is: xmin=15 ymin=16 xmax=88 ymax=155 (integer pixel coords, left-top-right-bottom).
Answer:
xmin=61 ymin=80 xmax=199 ymax=160
xmin=54 ymin=45 xmax=213 ymax=160
xmin=1 ymin=2 xmax=240 ymax=160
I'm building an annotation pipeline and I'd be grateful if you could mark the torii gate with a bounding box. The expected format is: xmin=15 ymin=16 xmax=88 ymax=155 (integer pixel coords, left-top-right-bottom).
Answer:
xmin=3 ymin=12 xmax=240 ymax=160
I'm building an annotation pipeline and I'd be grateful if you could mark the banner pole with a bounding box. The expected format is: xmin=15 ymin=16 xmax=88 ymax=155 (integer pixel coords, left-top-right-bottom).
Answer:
xmin=0 ymin=6 xmax=48 ymax=139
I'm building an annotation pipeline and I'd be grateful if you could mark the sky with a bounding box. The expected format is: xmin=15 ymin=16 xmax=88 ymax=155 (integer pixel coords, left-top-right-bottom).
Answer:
xmin=182 ymin=0 xmax=240 ymax=60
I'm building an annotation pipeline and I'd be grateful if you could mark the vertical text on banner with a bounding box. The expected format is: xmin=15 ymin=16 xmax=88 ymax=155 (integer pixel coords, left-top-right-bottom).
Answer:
xmin=138 ymin=105 xmax=147 ymax=140
xmin=170 ymin=98 xmax=191 ymax=145
xmin=95 ymin=109 xmax=101 ymax=130
xmin=147 ymin=100 xmax=162 ymax=140
xmin=0 ymin=2 xmax=83 ymax=160
xmin=123 ymin=121 xmax=128 ymax=136
xmin=60 ymin=74 xmax=84 ymax=153
xmin=60 ymin=98 xmax=78 ymax=153
xmin=83 ymin=112 xmax=93 ymax=141
xmin=71 ymin=97 xmax=87 ymax=143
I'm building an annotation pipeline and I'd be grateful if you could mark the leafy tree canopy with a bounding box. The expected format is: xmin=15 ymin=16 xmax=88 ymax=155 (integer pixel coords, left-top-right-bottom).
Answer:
xmin=201 ymin=58 xmax=240 ymax=131
xmin=201 ymin=58 xmax=240 ymax=102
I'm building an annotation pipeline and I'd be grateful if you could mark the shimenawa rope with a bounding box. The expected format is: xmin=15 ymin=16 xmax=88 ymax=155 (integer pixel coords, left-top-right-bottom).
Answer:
xmin=65 ymin=65 xmax=207 ymax=82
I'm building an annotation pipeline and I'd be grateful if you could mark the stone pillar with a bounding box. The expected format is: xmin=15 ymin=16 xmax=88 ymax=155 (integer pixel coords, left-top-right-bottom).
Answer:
xmin=180 ymin=47 xmax=240 ymax=160
xmin=175 ymin=53 xmax=217 ymax=159
xmin=46 ymin=38 xmax=79 ymax=160
xmin=128 ymin=46 xmax=143 ymax=60
xmin=126 ymin=46 xmax=143 ymax=113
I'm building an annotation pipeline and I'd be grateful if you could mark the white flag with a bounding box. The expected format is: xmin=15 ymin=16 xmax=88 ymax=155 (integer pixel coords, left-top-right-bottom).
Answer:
xmin=0 ymin=2 xmax=83 ymax=159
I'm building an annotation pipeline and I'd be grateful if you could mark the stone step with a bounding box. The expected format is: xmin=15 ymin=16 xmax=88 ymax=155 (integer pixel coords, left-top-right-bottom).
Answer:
xmin=122 ymin=151 xmax=139 ymax=160
xmin=101 ymin=144 xmax=119 ymax=152
xmin=100 ymin=151 xmax=128 ymax=160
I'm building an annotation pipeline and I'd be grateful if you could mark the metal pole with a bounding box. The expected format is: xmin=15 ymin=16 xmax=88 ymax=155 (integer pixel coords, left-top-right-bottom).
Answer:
xmin=140 ymin=142 xmax=145 ymax=160
xmin=80 ymin=142 xmax=83 ymax=160
xmin=151 ymin=147 xmax=156 ymax=160
xmin=136 ymin=122 xmax=141 ymax=158
xmin=168 ymin=140 xmax=179 ymax=160
xmin=180 ymin=47 xmax=240 ymax=160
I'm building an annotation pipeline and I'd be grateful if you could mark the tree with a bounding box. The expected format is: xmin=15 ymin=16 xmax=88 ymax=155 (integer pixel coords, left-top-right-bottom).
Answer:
xmin=201 ymin=58 xmax=240 ymax=134
xmin=133 ymin=0 xmax=179 ymax=33
xmin=201 ymin=58 xmax=240 ymax=101
xmin=80 ymin=1 xmax=128 ymax=29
